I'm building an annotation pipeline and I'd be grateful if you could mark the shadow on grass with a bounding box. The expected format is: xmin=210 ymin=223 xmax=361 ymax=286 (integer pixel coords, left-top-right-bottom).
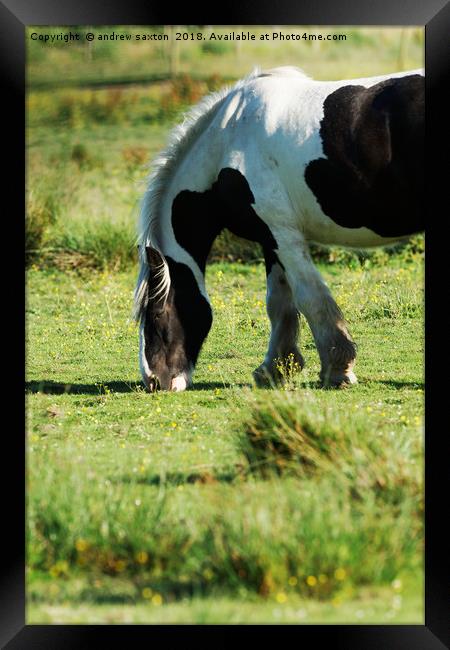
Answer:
xmin=116 ymin=465 xmax=246 ymax=488
xmin=59 ymin=582 xmax=209 ymax=606
xmin=369 ymin=380 xmax=425 ymax=390
xmin=191 ymin=381 xmax=251 ymax=391
xmin=25 ymin=379 xmax=251 ymax=395
xmin=25 ymin=380 xmax=142 ymax=395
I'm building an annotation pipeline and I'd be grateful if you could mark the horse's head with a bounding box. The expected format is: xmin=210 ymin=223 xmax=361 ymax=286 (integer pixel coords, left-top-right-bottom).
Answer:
xmin=138 ymin=247 xmax=212 ymax=392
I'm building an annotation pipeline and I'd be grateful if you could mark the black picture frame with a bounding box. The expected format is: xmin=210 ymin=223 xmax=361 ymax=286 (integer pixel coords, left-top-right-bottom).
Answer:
xmin=3 ymin=0 xmax=448 ymax=646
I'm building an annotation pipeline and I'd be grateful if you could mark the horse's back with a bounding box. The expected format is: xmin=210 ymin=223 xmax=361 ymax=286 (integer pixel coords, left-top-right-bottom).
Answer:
xmin=210 ymin=67 xmax=424 ymax=248
xmin=156 ymin=67 xmax=424 ymax=257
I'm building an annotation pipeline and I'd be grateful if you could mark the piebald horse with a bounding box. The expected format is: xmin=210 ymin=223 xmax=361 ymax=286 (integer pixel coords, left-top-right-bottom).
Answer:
xmin=134 ymin=66 xmax=424 ymax=392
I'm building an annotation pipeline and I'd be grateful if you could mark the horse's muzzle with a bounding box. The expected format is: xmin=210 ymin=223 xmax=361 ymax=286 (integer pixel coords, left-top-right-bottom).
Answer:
xmin=146 ymin=375 xmax=161 ymax=392
xmin=145 ymin=374 xmax=188 ymax=392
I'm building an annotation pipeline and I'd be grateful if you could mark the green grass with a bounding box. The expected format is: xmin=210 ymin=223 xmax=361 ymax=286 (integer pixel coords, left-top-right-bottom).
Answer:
xmin=26 ymin=258 xmax=424 ymax=623
xmin=28 ymin=583 xmax=422 ymax=624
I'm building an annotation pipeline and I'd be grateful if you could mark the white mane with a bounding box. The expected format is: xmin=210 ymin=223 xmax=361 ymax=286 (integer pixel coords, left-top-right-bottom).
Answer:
xmin=133 ymin=66 xmax=310 ymax=322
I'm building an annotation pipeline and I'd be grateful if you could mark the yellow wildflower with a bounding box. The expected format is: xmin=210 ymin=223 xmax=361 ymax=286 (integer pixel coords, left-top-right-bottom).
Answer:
xmin=152 ymin=593 xmax=163 ymax=606
xmin=75 ymin=538 xmax=88 ymax=552
xmin=334 ymin=568 xmax=346 ymax=581
xmin=135 ymin=551 xmax=148 ymax=564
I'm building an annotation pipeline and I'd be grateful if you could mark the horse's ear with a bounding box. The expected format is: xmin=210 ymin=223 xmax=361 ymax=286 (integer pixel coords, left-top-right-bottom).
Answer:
xmin=146 ymin=246 xmax=165 ymax=272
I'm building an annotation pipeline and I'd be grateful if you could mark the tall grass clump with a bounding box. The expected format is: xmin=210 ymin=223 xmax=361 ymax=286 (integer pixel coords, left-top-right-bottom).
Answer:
xmin=26 ymin=192 xmax=57 ymax=260
xmin=239 ymin=392 xmax=423 ymax=508
xmin=49 ymin=219 xmax=136 ymax=271
xmin=26 ymin=174 xmax=73 ymax=263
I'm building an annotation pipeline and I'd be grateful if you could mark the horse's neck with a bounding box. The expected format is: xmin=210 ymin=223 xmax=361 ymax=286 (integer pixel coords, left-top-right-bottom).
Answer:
xmin=167 ymin=182 xmax=226 ymax=275
xmin=159 ymin=230 xmax=211 ymax=303
xmin=156 ymin=187 xmax=224 ymax=301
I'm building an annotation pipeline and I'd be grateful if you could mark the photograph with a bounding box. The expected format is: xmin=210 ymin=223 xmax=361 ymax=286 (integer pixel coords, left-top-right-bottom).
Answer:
xmin=25 ymin=25 xmax=425 ymax=625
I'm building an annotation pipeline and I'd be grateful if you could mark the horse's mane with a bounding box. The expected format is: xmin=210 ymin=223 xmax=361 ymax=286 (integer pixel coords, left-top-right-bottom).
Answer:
xmin=133 ymin=66 xmax=310 ymax=322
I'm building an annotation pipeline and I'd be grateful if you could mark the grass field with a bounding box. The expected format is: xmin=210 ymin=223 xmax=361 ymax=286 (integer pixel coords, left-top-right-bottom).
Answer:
xmin=26 ymin=258 xmax=424 ymax=624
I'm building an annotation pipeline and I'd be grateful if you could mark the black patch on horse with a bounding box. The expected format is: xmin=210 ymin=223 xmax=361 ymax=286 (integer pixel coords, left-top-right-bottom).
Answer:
xmin=166 ymin=256 xmax=212 ymax=364
xmin=143 ymin=254 xmax=212 ymax=389
xmin=171 ymin=167 xmax=278 ymax=270
xmin=263 ymin=247 xmax=284 ymax=276
xmin=304 ymin=74 xmax=424 ymax=238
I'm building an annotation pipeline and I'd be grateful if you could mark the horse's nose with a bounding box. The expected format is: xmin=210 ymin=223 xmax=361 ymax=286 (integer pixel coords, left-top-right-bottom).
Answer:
xmin=171 ymin=375 xmax=187 ymax=392
xmin=147 ymin=375 xmax=161 ymax=393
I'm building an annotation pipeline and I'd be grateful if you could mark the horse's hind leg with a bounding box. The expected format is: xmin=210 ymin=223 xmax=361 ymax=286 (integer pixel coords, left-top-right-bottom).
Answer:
xmin=253 ymin=250 xmax=305 ymax=387
xmin=275 ymin=232 xmax=357 ymax=388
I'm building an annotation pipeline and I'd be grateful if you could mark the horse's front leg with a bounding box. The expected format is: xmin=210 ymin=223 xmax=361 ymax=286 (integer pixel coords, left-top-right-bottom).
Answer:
xmin=276 ymin=234 xmax=357 ymax=388
xmin=253 ymin=250 xmax=305 ymax=387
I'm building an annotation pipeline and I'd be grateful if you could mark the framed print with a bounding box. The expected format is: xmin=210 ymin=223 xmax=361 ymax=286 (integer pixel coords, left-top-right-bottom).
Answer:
xmin=2 ymin=0 xmax=448 ymax=646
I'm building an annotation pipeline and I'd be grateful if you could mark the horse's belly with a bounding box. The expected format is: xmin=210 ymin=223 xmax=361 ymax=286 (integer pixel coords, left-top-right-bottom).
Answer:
xmin=302 ymin=208 xmax=403 ymax=248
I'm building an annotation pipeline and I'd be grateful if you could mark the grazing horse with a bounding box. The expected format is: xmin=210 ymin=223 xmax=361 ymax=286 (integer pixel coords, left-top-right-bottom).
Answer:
xmin=134 ymin=66 xmax=424 ymax=392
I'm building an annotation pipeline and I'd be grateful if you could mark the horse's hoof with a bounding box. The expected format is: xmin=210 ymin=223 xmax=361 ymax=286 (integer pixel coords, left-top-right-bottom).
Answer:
xmin=252 ymin=365 xmax=279 ymax=388
xmin=253 ymin=352 xmax=305 ymax=388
